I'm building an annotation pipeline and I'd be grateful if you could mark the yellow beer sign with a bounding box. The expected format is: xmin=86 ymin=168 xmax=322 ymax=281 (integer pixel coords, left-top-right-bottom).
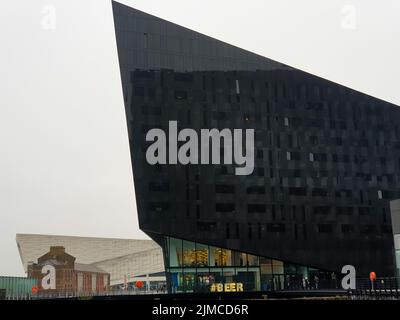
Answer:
xmin=210 ymin=283 xmax=244 ymax=292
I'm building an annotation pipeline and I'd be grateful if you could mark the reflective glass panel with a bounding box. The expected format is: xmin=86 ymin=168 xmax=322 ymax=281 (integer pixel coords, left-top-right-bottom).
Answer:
xmin=233 ymin=251 xmax=247 ymax=266
xmin=183 ymin=268 xmax=196 ymax=292
xmin=272 ymin=259 xmax=284 ymax=274
xmin=168 ymin=238 xmax=182 ymax=267
xmin=195 ymin=243 xmax=209 ymax=267
xmin=247 ymin=254 xmax=259 ymax=266
xmin=210 ymin=246 xmax=231 ymax=267
xmin=182 ymin=240 xmax=196 ymax=267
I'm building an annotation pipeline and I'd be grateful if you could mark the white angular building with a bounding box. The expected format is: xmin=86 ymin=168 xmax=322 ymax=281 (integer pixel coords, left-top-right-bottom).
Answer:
xmin=16 ymin=234 xmax=166 ymax=289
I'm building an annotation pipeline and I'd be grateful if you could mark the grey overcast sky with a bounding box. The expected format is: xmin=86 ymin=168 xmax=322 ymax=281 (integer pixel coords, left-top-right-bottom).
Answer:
xmin=0 ymin=0 xmax=399 ymax=276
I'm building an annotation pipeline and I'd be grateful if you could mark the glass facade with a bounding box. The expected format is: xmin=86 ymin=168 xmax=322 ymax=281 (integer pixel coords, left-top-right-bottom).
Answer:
xmin=165 ymin=237 xmax=337 ymax=293
xmin=395 ymin=249 xmax=400 ymax=277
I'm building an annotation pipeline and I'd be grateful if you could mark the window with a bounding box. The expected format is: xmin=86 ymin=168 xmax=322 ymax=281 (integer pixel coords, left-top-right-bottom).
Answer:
xmin=309 ymin=136 xmax=318 ymax=145
xmin=336 ymin=207 xmax=353 ymax=215
xmin=148 ymin=202 xmax=169 ymax=212
xmin=284 ymin=117 xmax=289 ymax=127
xmin=210 ymin=247 xmax=233 ymax=267
xmin=246 ymin=186 xmax=265 ymax=194
xmin=143 ymin=33 xmax=148 ymax=49
xmin=174 ymin=90 xmax=188 ymax=100
xmin=360 ymin=225 xmax=377 ymax=234
xmin=312 ymin=188 xmax=328 ymax=197
xmin=182 ymin=240 xmax=196 ymax=267
xmin=174 ymin=73 xmax=193 ymax=82
xmin=195 ymin=243 xmax=209 ymax=267
xmin=247 ymin=254 xmax=259 ymax=266
xmin=248 ymin=223 xmax=253 ymax=239
xmin=335 ymin=189 xmax=352 ymax=198
xmin=133 ymin=70 xmax=155 ymax=79
xmin=289 ymin=187 xmax=307 ymax=196
xmin=314 ymin=153 xmax=327 ymax=162
xmin=215 ymin=185 xmax=235 ymax=194
xmin=197 ymin=221 xmax=216 ymax=231
xmin=358 ymin=207 xmax=370 ymax=215
xmin=235 ymin=79 xmax=240 ymax=94
xmin=168 ymin=238 xmax=182 ymax=267
xmin=248 ymin=204 xmax=266 ymax=213
xmin=233 ymin=252 xmax=247 ymax=266
xmin=291 ymin=170 xmax=301 ymax=178
xmin=266 ymin=223 xmax=285 ymax=232
xmin=213 ymin=111 xmax=227 ymax=120
xmin=335 ymin=137 xmax=343 ymax=146
xmin=341 ymin=224 xmax=354 ymax=234
xmin=313 ymin=206 xmax=330 ymax=214
xmin=288 ymin=151 xmax=301 ymax=161
xmin=216 ymin=203 xmax=235 ymax=213
xmin=256 ymin=168 xmax=265 ymax=176
xmin=216 ymin=166 xmax=228 ymax=175
xmin=318 ymin=224 xmax=333 ymax=233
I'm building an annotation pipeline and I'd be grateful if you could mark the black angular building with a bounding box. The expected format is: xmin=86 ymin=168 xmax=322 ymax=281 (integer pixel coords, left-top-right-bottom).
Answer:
xmin=112 ymin=1 xmax=400 ymax=292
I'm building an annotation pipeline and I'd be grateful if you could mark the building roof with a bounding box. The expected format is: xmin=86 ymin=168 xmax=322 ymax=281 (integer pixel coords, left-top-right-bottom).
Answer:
xmin=16 ymin=233 xmax=159 ymax=271
xmin=74 ymin=263 xmax=107 ymax=274
xmin=16 ymin=234 xmax=165 ymax=285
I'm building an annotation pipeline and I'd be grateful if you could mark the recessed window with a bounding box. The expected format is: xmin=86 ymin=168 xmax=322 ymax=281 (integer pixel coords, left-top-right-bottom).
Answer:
xmin=318 ymin=224 xmax=333 ymax=233
xmin=266 ymin=223 xmax=285 ymax=233
xmin=309 ymin=136 xmax=318 ymax=145
xmin=284 ymin=117 xmax=289 ymax=127
xmin=287 ymin=151 xmax=301 ymax=161
xmin=312 ymin=188 xmax=328 ymax=197
xmin=174 ymin=73 xmax=193 ymax=82
xmin=174 ymin=90 xmax=188 ymax=100
xmin=313 ymin=206 xmax=330 ymax=215
xmin=341 ymin=224 xmax=354 ymax=234
xmin=216 ymin=203 xmax=235 ymax=213
xmin=148 ymin=202 xmax=169 ymax=212
xmin=336 ymin=207 xmax=353 ymax=215
xmin=215 ymin=185 xmax=235 ymax=194
xmin=143 ymin=33 xmax=148 ymax=49
xmin=197 ymin=222 xmax=216 ymax=232
xmin=289 ymin=187 xmax=307 ymax=196
xmin=360 ymin=225 xmax=377 ymax=234
xmin=246 ymin=186 xmax=265 ymax=194
xmin=248 ymin=204 xmax=266 ymax=213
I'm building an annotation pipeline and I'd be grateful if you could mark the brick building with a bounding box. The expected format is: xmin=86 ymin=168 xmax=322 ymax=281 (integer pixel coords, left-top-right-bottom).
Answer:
xmin=28 ymin=246 xmax=109 ymax=295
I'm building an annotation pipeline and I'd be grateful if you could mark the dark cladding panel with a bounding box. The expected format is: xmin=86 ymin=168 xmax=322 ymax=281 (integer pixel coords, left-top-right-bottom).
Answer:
xmin=112 ymin=1 xmax=398 ymax=276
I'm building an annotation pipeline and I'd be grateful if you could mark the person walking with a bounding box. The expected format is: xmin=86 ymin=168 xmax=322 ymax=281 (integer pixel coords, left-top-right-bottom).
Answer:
xmin=314 ymin=275 xmax=319 ymax=290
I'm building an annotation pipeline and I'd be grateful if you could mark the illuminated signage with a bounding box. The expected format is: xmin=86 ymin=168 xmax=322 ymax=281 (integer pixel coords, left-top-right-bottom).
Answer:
xmin=210 ymin=283 xmax=244 ymax=292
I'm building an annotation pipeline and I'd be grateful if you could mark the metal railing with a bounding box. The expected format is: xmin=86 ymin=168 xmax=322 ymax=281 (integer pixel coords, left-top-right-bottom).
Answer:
xmin=1 ymin=288 xmax=168 ymax=300
xmin=349 ymin=277 xmax=400 ymax=300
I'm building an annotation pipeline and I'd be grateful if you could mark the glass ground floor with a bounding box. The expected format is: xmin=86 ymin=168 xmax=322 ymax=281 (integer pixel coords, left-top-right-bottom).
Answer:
xmin=164 ymin=236 xmax=340 ymax=293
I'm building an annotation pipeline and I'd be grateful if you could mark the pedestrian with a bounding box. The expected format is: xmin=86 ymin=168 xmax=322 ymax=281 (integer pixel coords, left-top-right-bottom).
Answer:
xmin=314 ymin=275 xmax=319 ymax=290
